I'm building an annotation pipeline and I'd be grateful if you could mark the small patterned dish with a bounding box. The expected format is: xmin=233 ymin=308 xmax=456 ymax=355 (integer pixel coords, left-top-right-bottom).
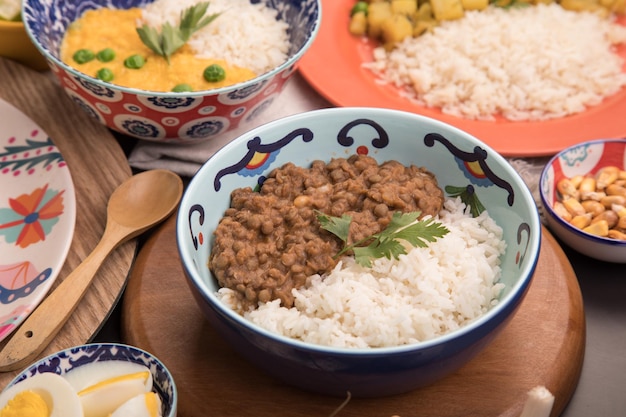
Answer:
xmin=22 ymin=0 xmax=321 ymax=145
xmin=0 ymin=98 xmax=76 ymax=343
xmin=3 ymin=343 xmax=177 ymax=417
xmin=540 ymin=138 xmax=626 ymax=263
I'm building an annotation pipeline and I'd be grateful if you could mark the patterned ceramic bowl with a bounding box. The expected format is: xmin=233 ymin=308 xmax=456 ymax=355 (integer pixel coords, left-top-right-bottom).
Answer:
xmin=177 ymin=107 xmax=542 ymax=397
xmin=540 ymin=138 xmax=626 ymax=263
xmin=1 ymin=343 xmax=177 ymax=416
xmin=22 ymin=0 xmax=320 ymax=145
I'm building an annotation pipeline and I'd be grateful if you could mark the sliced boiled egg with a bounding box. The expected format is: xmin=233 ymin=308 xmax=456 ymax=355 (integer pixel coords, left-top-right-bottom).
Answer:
xmin=109 ymin=392 xmax=163 ymax=417
xmin=63 ymin=360 xmax=153 ymax=393
xmin=0 ymin=372 xmax=83 ymax=417
xmin=75 ymin=370 xmax=153 ymax=417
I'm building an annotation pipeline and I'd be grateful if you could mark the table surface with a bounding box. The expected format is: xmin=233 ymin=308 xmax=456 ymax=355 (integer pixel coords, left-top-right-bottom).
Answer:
xmin=556 ymin=244 xmax=626 ymax=417
xmin=104 ymin=99 xmax=625 ymax=417
xmin=0 ymin=57 xmax=137 ymax=383
xmin=96 ymin=218 xmax=626 ymax=417
xmin=0 ymin=56 xmax=623 ymax=416
xmin=121 ymin=216 xmax=587 ymax=417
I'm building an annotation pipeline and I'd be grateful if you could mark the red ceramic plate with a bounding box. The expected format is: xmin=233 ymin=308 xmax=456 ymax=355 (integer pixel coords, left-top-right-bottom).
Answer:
xmin=299 ymin=0 xmax=626 ymax=157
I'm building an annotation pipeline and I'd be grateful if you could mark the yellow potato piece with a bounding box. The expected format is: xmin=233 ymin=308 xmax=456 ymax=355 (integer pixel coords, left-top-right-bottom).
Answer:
xmin=367 ymin=1 xmax=393 ymax=38
xmin=391 ymin=0 xmax=418 ymax=15
xmin=461 ymin=0 xmax=489 ymax=10
xmin=430 ymin=0 xmax=465 ymax=21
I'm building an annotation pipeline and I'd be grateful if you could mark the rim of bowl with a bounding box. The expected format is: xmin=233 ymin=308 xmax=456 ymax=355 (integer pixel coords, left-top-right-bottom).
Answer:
xmin=23 ymin=0 xmax=322 ymax=97
xmin=177 ymin=107 xmax=543 ymax=356
xmin=6 ymin=343 xmax=178 ymax=399
xmin=540 ymin=137 xmax=626 ymax=248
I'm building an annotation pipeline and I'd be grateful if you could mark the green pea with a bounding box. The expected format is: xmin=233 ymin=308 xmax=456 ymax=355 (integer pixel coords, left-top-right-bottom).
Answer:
xmin=96 ymin=68 xmax=114 ymax=82
xmin=124 ymin=54 xmax=145 ymax=69
xmin=203 ymin=64 xmax=226 ymax=83
xmin=350 ymin=1 xmax=368 ymax=16
xmin=172 ymin=83 xmax=193 ymax=93
xmin=96 ymin=48 xmax=115 ymax=63
xmin=73 ymin=49 xmax=95 ymax=64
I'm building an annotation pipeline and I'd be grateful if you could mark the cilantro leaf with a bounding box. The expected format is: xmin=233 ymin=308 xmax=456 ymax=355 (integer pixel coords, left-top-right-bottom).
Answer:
xmin=136 ymin=24 xmax=164 ymax=56
xmin=179 ymin=2 xmax=220 ymax=41
xmin=317 ymin=210 xmax=450 ymax=268
xmin=391 ymin=216 xmax=450 ymax=248
xmin=160 ymin=22 xmax=186 ymax=63
xmin=353 ymin=238 xmax=407 ymax=268
xmin=317 ymin=211 xmax=352 ymax=243
xmin=136 ymin=1 xmax=220 ymax=64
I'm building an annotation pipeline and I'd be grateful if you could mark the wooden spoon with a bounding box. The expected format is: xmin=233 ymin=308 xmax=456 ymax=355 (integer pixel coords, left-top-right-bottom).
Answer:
xmin=0 ymin=169 xmax=183 ymax=372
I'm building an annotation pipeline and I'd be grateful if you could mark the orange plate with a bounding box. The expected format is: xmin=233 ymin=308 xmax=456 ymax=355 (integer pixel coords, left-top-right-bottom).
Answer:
xmin=298 ymin=0 xmax=626 ymax=157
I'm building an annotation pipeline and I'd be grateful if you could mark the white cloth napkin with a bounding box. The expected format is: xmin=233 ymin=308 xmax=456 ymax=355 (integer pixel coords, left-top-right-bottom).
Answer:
xmin=127 ymin=72 xmax=332 ymax=177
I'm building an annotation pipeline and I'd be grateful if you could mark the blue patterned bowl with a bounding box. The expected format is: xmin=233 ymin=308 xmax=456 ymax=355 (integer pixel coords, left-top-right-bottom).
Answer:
xmin=540 ymin=138 xmax=626 ymax=263
xmin=22 ymin=0 xmax=320 ymax=144
xmin=3 ymin=343 xmax=177 ymax=416
xmin=177 ymin=107 xmax=542 ymax=397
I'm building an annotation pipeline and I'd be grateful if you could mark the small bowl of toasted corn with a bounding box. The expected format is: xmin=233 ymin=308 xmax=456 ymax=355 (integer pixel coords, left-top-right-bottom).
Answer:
xmin=540 ymin=138 xmax=626 ymax=263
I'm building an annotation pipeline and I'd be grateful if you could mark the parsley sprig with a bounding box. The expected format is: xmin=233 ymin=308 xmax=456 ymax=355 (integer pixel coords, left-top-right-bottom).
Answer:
xmin=136 ymin=2 xmax=220 ymax=64
xmin=317 ymin=211 xmax=450 ymax=268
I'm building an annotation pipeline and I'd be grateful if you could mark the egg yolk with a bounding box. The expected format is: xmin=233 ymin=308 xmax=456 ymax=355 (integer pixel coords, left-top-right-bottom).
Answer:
xmin=0 ymin=390 xmax=49 ymax=417
xmin=77 ymin=371 xmax=150 ymax=396
xmin=144 ymin=392 xmax=160 ymax=417
xmin=109 ymin=392 xmax=162 ymax=417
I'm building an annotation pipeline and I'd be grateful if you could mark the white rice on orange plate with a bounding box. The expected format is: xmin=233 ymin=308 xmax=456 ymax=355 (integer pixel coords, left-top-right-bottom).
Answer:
xmin=217 ymin=198 xmax=507 ymax=349
xmin=364 ymin=3 xmax=626 ymax=121
xmin=141 ymin=0 xmax=290 ymax=75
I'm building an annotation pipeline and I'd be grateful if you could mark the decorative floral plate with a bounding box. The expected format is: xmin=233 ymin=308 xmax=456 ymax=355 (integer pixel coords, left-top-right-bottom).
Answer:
xmin=0 ymin=98 xmax=76 ymax=343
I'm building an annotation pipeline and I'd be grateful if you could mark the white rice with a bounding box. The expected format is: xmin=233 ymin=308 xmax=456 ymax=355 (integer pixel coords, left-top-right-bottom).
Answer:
xmin=217 ymin=198 xmax=507 ymax=349
xmin=364 ymin=4 xmax=626 ymax=121
xmin=141 ymin=0 xmax=290 ymax=75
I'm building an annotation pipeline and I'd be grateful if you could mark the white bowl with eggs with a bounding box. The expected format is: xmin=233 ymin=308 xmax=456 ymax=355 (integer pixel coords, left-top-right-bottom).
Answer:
xmin=0 ymin=343 xmax=177 ymax=417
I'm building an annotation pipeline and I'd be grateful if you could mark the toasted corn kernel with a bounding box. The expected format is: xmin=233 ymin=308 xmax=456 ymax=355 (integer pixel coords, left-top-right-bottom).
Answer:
xmin=595 ymin=166 xmax=619 ymax=189
xmin=580 ymin=190 xmax=606 ymax=201
xmin=605 ymin=184 xmax=626 ymax=198
xmin=608 ymin=229 xmax=626 ymax=241
xmin=570 ymin=175 xmax=584 ymax=188
xmin=553 ymin=201 xmax=572 ymax=222
xmin=557 ymin=178 xmax=579 ymax=199
xmin=591 ymin=210 xmax=618 ymax=229
xmin=600 ymin=195 xmax=626 ymax=209
xmin=618 ymin=215 xmax=626 ymax=231
xmin=581 ymin=200 xmax=605 ymax=217
xmin=582 ymin=220 xmax=609 ymax=237
xmin=619 ymin=170 xmax=626 ymax=180
xmin=571 ymin=213 xmax=592 ymax=229
xmin=613 ymin=204 xmax=626 ymax=218
xmin=562 ymin=198 xmax=586 ymax=217
xmin=579 ymin=177 xmax=597 ymax=193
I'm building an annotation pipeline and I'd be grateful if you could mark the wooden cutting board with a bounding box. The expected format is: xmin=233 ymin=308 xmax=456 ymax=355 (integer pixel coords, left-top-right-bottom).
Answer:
xmin=0 ymin=58 xmax=136 ymax=385
xmin=122 ymin=215 xmax=585 ymax=417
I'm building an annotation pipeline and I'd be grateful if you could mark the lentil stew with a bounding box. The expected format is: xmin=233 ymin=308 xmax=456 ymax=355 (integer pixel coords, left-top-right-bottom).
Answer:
xmin=209 ymin=155 xmax=445 ymax=310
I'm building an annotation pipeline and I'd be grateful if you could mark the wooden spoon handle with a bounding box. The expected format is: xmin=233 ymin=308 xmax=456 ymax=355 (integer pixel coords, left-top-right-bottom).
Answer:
xmin=0 ymin=221 xmax=129 ymax=371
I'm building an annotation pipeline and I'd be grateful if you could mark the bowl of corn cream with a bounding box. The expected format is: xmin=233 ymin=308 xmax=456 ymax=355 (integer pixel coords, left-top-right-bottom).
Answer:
xmin=22 ymin=0 xmax=320 ymax=144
